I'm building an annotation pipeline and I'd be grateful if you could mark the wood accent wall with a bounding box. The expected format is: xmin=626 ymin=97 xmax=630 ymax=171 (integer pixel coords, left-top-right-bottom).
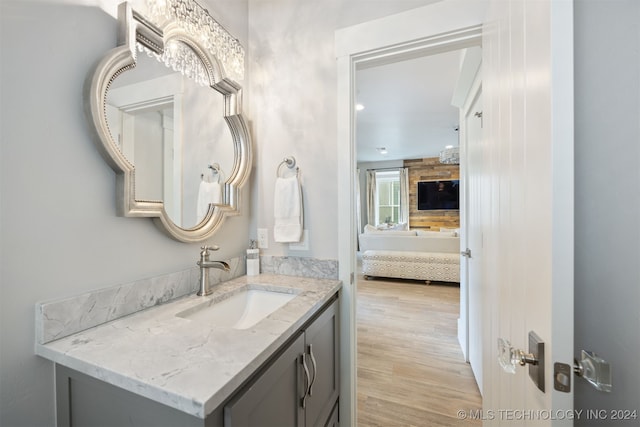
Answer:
xmin=404 ymin=157 xmax=460 ymax=230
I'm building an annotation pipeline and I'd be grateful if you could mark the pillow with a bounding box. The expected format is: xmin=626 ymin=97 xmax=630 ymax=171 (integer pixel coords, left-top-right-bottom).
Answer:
xmin=363 ymin=224 xmax=378 ymax=233
xmin=364 ymin=223 xmax=409 ymax=233
xmin=389 ymin=222 xmax=408 ymax=231
xmin=439 ymin=227 xmax=460 ymax=236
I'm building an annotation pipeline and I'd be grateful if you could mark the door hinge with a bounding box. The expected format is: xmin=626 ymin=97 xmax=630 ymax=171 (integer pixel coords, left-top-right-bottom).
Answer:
xmin=474 ymin=111 xmax=483 ymax=128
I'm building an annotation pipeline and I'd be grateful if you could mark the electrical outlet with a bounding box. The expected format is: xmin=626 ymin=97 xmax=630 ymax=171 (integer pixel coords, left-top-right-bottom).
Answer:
xmin=257 ymin=228 xmax=269 ymax=249
xmin=289 ymin=230 xmax=309 ymax=251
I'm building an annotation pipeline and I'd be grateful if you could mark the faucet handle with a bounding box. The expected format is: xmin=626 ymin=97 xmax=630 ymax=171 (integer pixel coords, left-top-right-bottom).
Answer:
xmin=200 ymin=245 xmax=220 ymax=254
xmin=199 ymin=245 xmax=220 ymax=262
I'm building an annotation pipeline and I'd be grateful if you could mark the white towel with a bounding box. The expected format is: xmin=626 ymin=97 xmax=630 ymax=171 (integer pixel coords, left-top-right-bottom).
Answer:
xmin=196 ymin=181 xmax=222 ymax=223
xmin=274 ymin=175 xmax=303 ymax=242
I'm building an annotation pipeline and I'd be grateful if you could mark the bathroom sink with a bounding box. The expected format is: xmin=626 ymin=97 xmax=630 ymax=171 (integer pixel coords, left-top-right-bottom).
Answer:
xmin=176 ymin=288 xmax=296 ymax=330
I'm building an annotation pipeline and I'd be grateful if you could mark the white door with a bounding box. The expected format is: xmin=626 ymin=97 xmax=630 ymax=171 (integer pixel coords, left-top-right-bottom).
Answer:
xmin=481 ymin=0 xmax=574 ymax=424
xmin=464 ymin=85 xmax=483 ymax=392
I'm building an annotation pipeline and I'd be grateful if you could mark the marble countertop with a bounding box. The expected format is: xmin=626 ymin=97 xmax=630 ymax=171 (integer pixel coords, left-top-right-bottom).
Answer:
xmin=35 ymin=274 xmax=341 ymax=419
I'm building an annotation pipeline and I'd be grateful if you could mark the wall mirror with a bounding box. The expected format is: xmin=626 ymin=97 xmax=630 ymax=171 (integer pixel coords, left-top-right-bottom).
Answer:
xmin=86 ymin=1 xmax=251 ymax=242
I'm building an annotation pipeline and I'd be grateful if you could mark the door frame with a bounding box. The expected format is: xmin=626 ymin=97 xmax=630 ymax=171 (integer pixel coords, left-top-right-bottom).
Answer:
xmin=336 ymin=1 xmax=487 ymax=424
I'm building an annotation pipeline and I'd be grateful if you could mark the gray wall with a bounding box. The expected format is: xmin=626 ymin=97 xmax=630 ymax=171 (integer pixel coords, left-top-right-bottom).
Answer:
xmin=0 ymin=1 xmax=250 ymax=425
xmin=574 ymin=0 xmax=640 ymax=423
xmin=246 ymin=0 xmax=439 ymax=258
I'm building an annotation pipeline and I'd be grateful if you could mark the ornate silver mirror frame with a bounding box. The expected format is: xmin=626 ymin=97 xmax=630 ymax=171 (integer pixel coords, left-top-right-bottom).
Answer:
xmin=86 ymin=1 xmax=252 ymax=242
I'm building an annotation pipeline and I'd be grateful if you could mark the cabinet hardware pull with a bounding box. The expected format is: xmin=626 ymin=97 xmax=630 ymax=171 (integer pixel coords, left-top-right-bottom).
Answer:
xmin=301 ymin=353 xmax=310 ymax=409
xmin=308 ymin=344 xmax=317 ymax=396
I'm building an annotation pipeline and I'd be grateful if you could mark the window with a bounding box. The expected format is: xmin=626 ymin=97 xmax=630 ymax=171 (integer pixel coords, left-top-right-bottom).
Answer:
xmin=375 ymin=171 xmax=400 ymax=224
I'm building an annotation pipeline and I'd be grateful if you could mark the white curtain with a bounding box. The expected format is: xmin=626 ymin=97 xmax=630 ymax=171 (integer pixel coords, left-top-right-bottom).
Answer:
xmin=366 ymin=170 xmax=377 ymax=226
xmin=399 ymin=167 xmax=410 ymax=226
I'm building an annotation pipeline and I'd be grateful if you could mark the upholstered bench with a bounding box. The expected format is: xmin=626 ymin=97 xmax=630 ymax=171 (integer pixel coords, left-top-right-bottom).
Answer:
xmin=362 ymin=250 xmax=460 ymax=284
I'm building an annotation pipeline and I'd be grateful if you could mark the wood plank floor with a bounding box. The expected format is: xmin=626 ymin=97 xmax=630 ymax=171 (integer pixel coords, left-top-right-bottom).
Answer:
xmin=356 ymin=275 xmax=482 ymax=426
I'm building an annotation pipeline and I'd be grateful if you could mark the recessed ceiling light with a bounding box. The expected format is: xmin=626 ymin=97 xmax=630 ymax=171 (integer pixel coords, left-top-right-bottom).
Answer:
xmin=355 ymin=104 xmax=365 ymax=111
xmin=376 ymin=147 xmax=388 ymax=155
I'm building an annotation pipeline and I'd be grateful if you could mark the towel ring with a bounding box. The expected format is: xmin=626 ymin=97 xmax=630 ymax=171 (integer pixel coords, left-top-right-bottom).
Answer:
xmin=277 ymin=156 xmax=299 ymax=177
xmin=200 ymin=163 xmax=223 ymax=183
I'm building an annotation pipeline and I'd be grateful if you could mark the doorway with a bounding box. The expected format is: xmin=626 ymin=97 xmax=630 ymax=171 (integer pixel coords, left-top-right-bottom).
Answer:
xmin=336 ymin=4 xmax=487 ymax=423
xmin=339 ymin=0 xmax=577 ymax=423
xmin=354 ymin=47 xmax=483 ymax=426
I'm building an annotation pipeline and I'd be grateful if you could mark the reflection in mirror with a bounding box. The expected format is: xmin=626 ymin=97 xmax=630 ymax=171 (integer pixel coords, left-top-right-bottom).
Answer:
xmin=106 ymin=42 xmax=234 ymax=229
xmin=86 ymin=2 xmax=252 ymax=242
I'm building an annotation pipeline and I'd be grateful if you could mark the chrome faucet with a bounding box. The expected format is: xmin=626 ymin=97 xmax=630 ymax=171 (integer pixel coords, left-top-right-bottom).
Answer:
xmin=196 ymin=246 xmax=230 ymax=296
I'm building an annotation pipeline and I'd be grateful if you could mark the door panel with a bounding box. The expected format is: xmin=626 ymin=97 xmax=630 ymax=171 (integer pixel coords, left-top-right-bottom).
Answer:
xmin=466 ymin=87 xmax=483 ymax=392
xmin=482 ymin=0 xmax=574 ymax=424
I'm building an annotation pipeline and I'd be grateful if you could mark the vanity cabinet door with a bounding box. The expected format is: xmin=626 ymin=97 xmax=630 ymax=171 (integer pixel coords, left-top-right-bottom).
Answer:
xmin=223 ymin=297 xmax=339 ymax=427
xmin=304 ymin=299 xmax=340 ymax=427
xmin=224 ymin=333 xmax=305 ymax=427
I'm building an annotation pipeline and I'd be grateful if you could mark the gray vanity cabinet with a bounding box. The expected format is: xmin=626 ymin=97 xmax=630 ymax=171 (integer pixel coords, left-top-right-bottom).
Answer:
xmin=54 ymin=296 xmax=339 ymax=427
xmin=224 ymin=298 xmax=340 ymax=427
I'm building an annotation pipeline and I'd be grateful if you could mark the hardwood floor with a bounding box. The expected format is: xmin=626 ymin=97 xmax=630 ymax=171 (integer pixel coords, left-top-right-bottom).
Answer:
xmin=356 ymin=275 xmax=482 ymax=426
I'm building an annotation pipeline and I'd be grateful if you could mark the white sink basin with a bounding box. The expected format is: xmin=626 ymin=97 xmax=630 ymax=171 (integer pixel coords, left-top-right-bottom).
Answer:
xmin=176 ymin=288 xmax=296 ymax=330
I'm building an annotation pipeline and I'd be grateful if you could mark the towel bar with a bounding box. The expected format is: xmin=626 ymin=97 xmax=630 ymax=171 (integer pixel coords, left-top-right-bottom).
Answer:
xmin=277 ymin=156 xmax=299 ymax=177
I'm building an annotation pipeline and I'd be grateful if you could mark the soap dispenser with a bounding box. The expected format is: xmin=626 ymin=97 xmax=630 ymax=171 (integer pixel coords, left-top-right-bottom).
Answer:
xmin=246 ymin=240 xmax=260 ymax=276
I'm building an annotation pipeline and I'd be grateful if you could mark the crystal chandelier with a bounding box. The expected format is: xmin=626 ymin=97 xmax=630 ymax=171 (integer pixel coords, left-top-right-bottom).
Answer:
xmin=439 ymin=146 xmax=460 ymax=164
xmin=145 ymin=0 xmax=245 ymax=82
xmin=138 ymin=41 xmax=210 ymax=86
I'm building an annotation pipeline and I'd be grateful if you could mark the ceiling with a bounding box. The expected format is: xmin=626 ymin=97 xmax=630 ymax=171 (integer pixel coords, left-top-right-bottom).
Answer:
xmin=355 ymin=48 xmax=465 ymax=163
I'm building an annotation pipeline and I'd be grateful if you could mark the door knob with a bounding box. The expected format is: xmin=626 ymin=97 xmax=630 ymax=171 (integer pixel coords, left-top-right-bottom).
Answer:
xmin=498 ymin=338 xmax=538 ymax=373
xmin=574 ymin=350 xmax=612 ymax=392
xmin=461 ymin=249 xmax=472 ymax=258
xmin=498 ymin=331 xmax=545 ymax=391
